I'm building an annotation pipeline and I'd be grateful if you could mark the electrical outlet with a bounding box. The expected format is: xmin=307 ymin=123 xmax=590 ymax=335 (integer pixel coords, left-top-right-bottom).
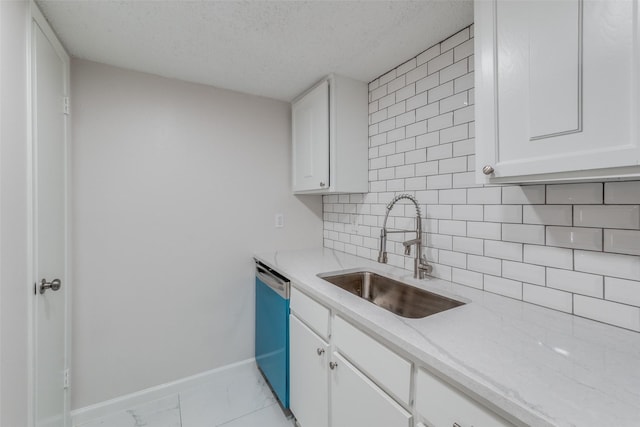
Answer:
xmin=275 ymin=213 xmax=284 ymax=228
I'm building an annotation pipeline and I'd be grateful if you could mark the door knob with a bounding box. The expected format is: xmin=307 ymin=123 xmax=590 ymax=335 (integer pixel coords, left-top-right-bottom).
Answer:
xmin=39 ymin=278 xmax=61 ymax=294
xmin=319 ymin=182 xmax=326 ymax=187
xmin=329 ymin=361 xmax=338 ymax=370
xmin=316 ymin=348 xmax=325 ymax=356
xmin=482 ymin=165 xmax=495 ymax=175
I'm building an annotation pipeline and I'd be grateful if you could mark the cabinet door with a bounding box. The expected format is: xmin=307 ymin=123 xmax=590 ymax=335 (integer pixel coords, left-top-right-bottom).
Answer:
xmin=292 ymin=80 xmax=329 ymax=192
xmin=416 ymin=368 xmax=513 ymax=427
xmin=476 ymin=0 xmax=640 ymax=182
xmin=331 ymin=353 xmax=411 ymax=427
xmin=290 ymin=315 xmax=329 ymax=427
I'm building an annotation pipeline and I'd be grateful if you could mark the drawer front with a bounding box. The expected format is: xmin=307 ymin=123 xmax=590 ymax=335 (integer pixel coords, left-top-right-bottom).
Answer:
xmin=290 ymin=286 xmax=330 ymax=340
xmin=416 ymin=368 xmax=513 ymax=427
xmin=333 ymin=315 xmax=411 ymax=405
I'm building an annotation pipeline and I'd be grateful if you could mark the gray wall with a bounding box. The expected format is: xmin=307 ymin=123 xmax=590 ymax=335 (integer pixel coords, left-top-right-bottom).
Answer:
xmin=71 ymin=59 xmax=323 ymax=409
xmin=1 ymin=1 xmax=31 ymax=425
xmin=323 ymin=25 xmax=640 ymax=333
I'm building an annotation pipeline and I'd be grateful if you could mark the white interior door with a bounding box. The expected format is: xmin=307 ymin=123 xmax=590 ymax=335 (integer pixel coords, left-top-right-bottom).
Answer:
xmin=32 ymin=8 xmax=70 ymax=427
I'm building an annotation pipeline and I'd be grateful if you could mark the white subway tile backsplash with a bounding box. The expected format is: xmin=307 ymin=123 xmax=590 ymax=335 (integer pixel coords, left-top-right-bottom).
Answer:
xmin=605 ymin=181 xmax=640 ymax=204
xmin=427 ymin=233 xmax=453 ymax=250
xmin=415 ymin=161 xmax=439 ymax=176
xmin=439 ymin=220 xmax=466 ymax=236
xmin=452 ymin=236 xmax=484 ymax=255
xmin=452 ymin=205 xmax=483 ymax=221
xmin=453 ymin=172 xmax=478 ymax=189
xmin=574 ymin=205 xmax=640 ymax=229
xmin=440 ymin=92 xmax=468 ymax=113
xmin=454 ymin=72 xmax=474 ymax=93
xmin=441 ymin=28 xmax=470 ymax=52
xmin=395 ymin=83 xmax=416 ymax=102
xmin=546 ymin=226 xmax=603 ymax=251
xmin=454 ymin=39 xmax=474 ymax=62
xmin=547 ymin=268 xmax=603 ymax=298
xmin=502 ymin=261 xmax=545 ymax=286
xmin=604 ymin=229 xmax=640 ymax=256
xmin=416 ymin=74 xmax=440 ymax=95
xmin=547 ymin=183 xmax=603 ymax=204
xmin=467 ymin=254 xmax=501 ymax=275
xmin=523 ymin=205 xmax=572 ymax=226
xmin=415 ymin=103 xmax=440 ymax=123
xmin=439 ymin=250 xmax=466 ymax=268
xmin=452 ymin=268 xmax=482 ymax=289
xmin=427 ymin=174 xmax=452 ymax=190
xmin=574 ymin=295 xmax=640 ymax=332
xmin=388 ymin=101 xmax=406 ymax=117
xmin=485 ymin=240 xmax=522 ymax=262
xmin=605 ymin=277 xmax=640 ymax=307
xmin=467 ymin=221 xmax=501 ymax=240
xmin=440 ymin=124 xmax=468 ymax=144
xmin=467 ymin=187 xmax=501 ymax=204
xmin=439 ymin=157 xmax=468 ymax=175
xmin=502 ymin=185 xmax=545 ymax=204
xmin=406 ymin=63 xmax=429 ymax=85
xmin=523 ymin=245 xmax=573 ymax=269
xmin=453 ymin=139 xmax=474 ymax=157
xmin=324 ymin=25 xmax=640 ymax=332
xmin=406 ymin=91 xmax=429 ymax=111
xmin=426 ymin=205 xmax=452 ymax=220
xmin=484 ymin=205 xmax=522 ymax=223
xmin=523 ymin=284 xmax=573 ymax=313
xmin=427 ymin=113 xmax=453 ymax=132
xmin=416 ymin=132 xmax=439 ymax=148
xmin=502 ymin=224 xmax=544 ymax=245
xmin=440 ymin=60 xmax=469 ymax=84
xmin=397 ymin=58 xmax=417 ymax=76
xmin=484 ymin=275 xmax=523 ymax=300
xmin=439 ymin=189 xmax=466 ymax=204
xmin=405 ymin=148 xmax=427 ymax=164
xmin=417 ymin=44 xmax=440 ymax=66
xmin=427 ymin=49 xmax=454 ymax=74
xmin=575 ymin=250 xmax=640 ymax=281
xmin=453 ymin=105 xmax=474 ymax=125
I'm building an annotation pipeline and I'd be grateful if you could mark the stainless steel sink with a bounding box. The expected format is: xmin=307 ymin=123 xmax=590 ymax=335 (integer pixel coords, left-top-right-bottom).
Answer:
xmin=318 ymin=270 xmax=464 ymax=319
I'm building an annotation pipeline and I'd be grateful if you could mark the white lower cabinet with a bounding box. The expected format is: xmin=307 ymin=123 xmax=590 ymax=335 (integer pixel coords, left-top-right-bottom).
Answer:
xmin=289 ymin=286 xmax=514 ymax=427
xmin=330 ymin=352 xmax=411 ymax=427
xmin=416 ymin=368 xmax=513 ymax=427
xmin=289 ymin=314 xmax=329 ymax=427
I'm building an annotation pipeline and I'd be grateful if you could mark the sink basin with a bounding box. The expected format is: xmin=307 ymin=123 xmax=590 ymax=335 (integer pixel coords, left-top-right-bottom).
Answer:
xmin=318 ymin=270 xmax=464 ymax=319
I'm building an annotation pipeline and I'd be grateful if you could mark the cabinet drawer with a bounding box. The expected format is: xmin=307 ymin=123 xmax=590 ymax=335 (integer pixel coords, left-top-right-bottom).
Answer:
xmin=290 ymin=286 xmax=330 ymax=340
xmin=416 ymin=368 xmax=513 ymax=427
xmin=333 ymin=316 xmax=411 ymax=405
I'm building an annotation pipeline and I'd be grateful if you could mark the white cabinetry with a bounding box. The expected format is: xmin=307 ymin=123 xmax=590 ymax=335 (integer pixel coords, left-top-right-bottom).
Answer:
xmin=289 ymin=286 xmax=512 ymax=427
xmin=475 ymin=0 xmax=640 ymax=183
xmin=289 ymin=315 xmax=329 ymax=427
xmin=292 ymin=74 xmax=368 ymax=194
xmin=416 ymin=368 xmax=513 ymax=427
xmin=331 ymin=353 xmax=411 ymax=427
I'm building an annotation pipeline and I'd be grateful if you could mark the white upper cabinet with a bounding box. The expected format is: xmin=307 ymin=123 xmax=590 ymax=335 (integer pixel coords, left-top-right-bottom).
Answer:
xmin=292 ymin=74 xmax=368 ymax=194
xmin=475 ymin=0 xmax=640 ymax=183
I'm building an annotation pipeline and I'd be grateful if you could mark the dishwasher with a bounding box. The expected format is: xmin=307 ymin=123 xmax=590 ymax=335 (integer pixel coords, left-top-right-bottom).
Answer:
xmin=254 ymin=259 xmax=290 ymax=409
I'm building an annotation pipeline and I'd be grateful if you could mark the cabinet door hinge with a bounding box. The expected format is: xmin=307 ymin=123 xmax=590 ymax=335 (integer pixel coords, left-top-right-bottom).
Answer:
xmin=63 ymin=97 xmax=70 ymax=115
xmin=63 ymin=369 xmax=70 ymax=389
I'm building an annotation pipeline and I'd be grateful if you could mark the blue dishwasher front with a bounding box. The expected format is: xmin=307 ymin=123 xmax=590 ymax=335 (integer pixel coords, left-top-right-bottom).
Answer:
xmin=255 ymin=261 xmax=290 ymax=409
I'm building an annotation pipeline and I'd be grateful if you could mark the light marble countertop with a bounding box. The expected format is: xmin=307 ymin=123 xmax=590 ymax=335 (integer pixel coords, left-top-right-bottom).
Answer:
xmin=255 ymin=247 xmax=640 ymax=427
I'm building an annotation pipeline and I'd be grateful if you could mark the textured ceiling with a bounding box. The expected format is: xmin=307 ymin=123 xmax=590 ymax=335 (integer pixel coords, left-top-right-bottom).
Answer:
xmin=37 ymin=0 xmax=473 ymax=101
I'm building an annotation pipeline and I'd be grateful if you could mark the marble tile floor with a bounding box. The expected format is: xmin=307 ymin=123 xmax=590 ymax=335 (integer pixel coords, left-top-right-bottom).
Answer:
xmin=77 ymin=363 xmax=296 ymax=427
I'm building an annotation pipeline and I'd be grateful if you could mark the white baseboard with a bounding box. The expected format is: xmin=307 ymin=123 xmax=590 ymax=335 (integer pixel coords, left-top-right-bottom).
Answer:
xmin=71 ymin=357 xmax=257 ymax=426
